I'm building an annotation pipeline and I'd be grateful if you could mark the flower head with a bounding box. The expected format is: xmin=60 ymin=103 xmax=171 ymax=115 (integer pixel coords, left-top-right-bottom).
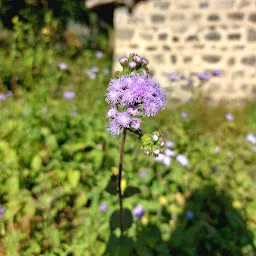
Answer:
xmin=120 ymin=57 xmax=128 ymax=65
xmin=176 ymin=154 xmax=189 ymax=167
xmin=58 ymin=62 xmax=68 ymax=70
xmin=197 ymin=72 xmax=211 ymax=80
xmin=106 ymin=107 xmax=118 ymax=119
xmin=0 ymin=94 xmax=6 ymax=101
xmin=225 ymin=113 xmax=234 ymax=121
xmin=246 ymin=133 xmax=256 ymax=145
xmin=181 ymin=112 xmax=189 ymax=119
xmin=186 ymin=210 xmax=194 ymax=219
xmin=212 ymin=69 xmax=221 ymax=77
xmin=129 ymin=61 xmax=137 ymax=69
xmin=99 ymin=202 xmax=108 ymax=212
xmin=0 ymin=206 xmax=5 ymax=218
xmin=133 ymin=204 xmax=145 ymax=219
xmin=105 ymin=72 xmax=166 ymax=136
xmin=139 ymin=169 xmax=147 ymax=178
xmin=96 ymin=51 xmax=103 ymax=58
xmin=63 ymin=91 xmax=75 ymax=100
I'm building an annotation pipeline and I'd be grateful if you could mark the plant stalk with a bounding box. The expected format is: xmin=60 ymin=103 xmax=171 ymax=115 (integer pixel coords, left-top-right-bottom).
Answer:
xmin=118 ymin=128 xmax=127 ymax=235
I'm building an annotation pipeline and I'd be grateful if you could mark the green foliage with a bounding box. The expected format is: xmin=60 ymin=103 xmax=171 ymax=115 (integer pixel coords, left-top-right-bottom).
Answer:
xmin=0 ymin=33 xmax=256 ymax=255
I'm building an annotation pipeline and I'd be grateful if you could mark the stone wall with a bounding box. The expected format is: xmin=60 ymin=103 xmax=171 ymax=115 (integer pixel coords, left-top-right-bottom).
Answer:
xmin=113 ymin=0 xmax=256 ymax=104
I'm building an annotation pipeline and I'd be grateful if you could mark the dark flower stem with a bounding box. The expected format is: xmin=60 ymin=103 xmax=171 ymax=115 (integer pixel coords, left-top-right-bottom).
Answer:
xmin=118 ymin=128 xmax=127 ymax=235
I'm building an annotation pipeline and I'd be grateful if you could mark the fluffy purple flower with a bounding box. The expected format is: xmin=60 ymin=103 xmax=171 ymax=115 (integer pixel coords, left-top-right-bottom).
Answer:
xmin=120 ymin=57 xmax=128 ymax=65
xmin=0 ymin=94 xmax=6 ymax=101
xmin=246 ymin=133 xmax=256 ymax=145
xmin=186 ymin=210 xmax=194 ymax=219
xmin=181 ymin=112 xmax=189 ymax=119
xmin=58 ymin=62 xmax=68 ymax=70
xmin=212 ymin=69 xmax=221 ymax=77
xmin=197 ymin=72 xmax=211 ymax=80
xmin=225 ymin=113 xmax=234 ymax=121
xmin=96 ymin=51 xmax=103 ymax=58
xmin=176 ymin=154 xmax=189 ymax=167
xmin=133 ymin=205 xmax=145 ymax=219
xmin=163 ymin=156 xmax=171 ymax=167
xmin=106 ymin=107 xmax=118 ymax=118
xmin=116 ymin=112 xmax=131 ymax=128
xmin=99 ymin=202 xmax=108 ymax=212
xmin=63 ymin=91 xmax=75 ymax=100
xmin=105 ymin=74 xmax=166 ymax=135
xmin=0 ymin=206 xmax=5 ymax=218
xmin=130 ymin=118 xmax=141 ymax=130
xmin=129 ymin=61 xmax=137 ymax=68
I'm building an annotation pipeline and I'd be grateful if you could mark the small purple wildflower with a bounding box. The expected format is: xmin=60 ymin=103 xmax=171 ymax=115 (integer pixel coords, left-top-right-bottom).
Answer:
xmin=0 ymin=93 xmax=6 ymax=101
xmin=133 ymin=205 xmax=145 ymax=219
xmin=6 ymin=90 xmax=13 ymax=97
xmin=163 ymin=156 xmax=171 ymax=167
xmin=197 ymin=72 xmax=211 ymax=80
xmin=71 ymin=109 xmax=77 ymax=116
xmin=212 ymin=69 xmax=221 ymax=77
xmin=166 ymin=140 xmax=175 ymax=148
xmin=91 ymin=66 xmax=99 ymax=73
xmin=0 ymin=206 xmax=5 ymax=218
xmin=58 ymin=62 xmax=68 ymax=70
xmin=181 ymin=112 xmax=189 ymax=119
xmin=165 ymin=148 xmax=175 ymax=157
xmin=176 ymin=154 xmax=189 ymax=167
xmin=86 ymin=69 xmax=96 ymax=79
xmin=225 ymin=113 xmax=234 ymax=121
xmin=108 ymin=119 xmax=121 ymax=136
xmin=63 ymin=91 xmax=75 ymax=100
xmin=129 ymin=61 xmax=137 ymax=69
xmin=246 ymin=133 xmax=256 ymax=145
xmin=96 ymin=51 xmax=103 ymax=58
xmin=99 ymin=202 xmax=108 ymax=212
xmin=139 ymin=169 xmax=147 ymax=178
xmin=186 ymin=210 xmax=194 ymax=220
xmin=154 ymin=153 xmax=165 ymax=163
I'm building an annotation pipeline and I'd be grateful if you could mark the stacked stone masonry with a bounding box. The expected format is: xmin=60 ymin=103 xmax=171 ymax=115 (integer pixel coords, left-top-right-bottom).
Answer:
xmin=114 ymin=0 xmax=256 ymax=104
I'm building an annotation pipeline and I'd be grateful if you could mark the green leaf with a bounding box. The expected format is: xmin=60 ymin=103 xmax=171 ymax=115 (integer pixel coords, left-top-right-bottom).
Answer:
xmin=68 ymin=170 xmax=80 ymax=188
xmin=123 ymin=186 xmax=141 ymax=198
xmin=105 ymin=175 xmax=118 ymax=195
xmin=110 ymin=208 xmax=133 ymax=232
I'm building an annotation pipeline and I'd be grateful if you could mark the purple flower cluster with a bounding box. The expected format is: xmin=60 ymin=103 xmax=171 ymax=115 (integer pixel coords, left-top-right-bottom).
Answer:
xmin=86 ymin=66 xmax=99 ymax=80
xmin=106 ymin=74 xmax=166 ymax=136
